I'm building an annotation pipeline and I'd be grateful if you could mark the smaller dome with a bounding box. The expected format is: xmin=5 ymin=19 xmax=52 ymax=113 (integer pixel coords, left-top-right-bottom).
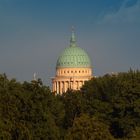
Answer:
xmin=56 ymin=31 xmax=92 ymax=68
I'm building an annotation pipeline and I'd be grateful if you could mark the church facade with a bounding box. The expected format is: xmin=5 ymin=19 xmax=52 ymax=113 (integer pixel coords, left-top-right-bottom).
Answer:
xmin=52 ymin=31 xmax=93 ymax=94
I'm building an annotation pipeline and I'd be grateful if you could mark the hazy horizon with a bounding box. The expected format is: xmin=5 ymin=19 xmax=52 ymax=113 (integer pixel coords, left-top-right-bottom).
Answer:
xmin=0 ymin=0 xmax=140 ymax=86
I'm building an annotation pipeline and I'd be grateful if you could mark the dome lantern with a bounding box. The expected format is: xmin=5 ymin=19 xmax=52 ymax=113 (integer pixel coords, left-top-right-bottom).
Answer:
xmin=70 ymin=30 xmax=77 ymax=47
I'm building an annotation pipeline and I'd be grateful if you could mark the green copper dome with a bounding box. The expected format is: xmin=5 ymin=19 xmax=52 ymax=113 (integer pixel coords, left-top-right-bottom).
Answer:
xmin=56 ymin=31 xmax=92 ymax=68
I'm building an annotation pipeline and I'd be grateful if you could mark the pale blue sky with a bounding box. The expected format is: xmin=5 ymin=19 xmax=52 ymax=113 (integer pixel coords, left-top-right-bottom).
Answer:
xmin=0 ymin=0 xmax=140 ymax=86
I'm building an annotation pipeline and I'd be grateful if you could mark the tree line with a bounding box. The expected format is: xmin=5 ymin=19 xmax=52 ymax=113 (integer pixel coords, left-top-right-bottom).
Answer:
xmin=0 ymin=69 xmax=140 ymax=140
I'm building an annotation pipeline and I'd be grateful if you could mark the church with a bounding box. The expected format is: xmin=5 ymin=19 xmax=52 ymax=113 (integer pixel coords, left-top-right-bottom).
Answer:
xmin=52 ymin=30 xmax=93 ymax=94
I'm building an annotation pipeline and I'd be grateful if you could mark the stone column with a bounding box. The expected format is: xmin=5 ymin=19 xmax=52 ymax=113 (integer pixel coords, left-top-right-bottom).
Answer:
xmin=77 ymin=81 xmax=79 ymax=90
xmin=52 ymin=81 xmax=55 ymax=92
xmin=81 ymin=81 xmax=83 ymax=86
xmin=54 ymin=81 xmax=57 ymax=92
xmin=59 ymin=81 xmax=62 ymax=94
xmin=66 ymin=81 xmax=69 ymax=91
xmin=82 ymin=81 xmax=84 ymax=86
xmin=59 ymin=81 xmax=60 ymax=94
xmin=78 ymin=81 xmax=80 ymax=90
xmin=63 ymin=81 xmax=66 ymax=92
xmin=79 ymin=81 xmax=82 ymax=88
xmin=56 ymin=81 xmax=59 ymax=94
xmin=62 ymin=81 xmax=65 ymax=93
xmin=82 ymin=80 xmax=85 ymax=86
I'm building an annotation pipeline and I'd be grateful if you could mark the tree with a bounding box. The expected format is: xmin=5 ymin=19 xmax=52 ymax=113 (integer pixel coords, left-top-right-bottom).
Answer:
xmin=65 ymin=114 xmax=114 ymax=140
xmin=62 ymin=90 xmax=86 ymax=129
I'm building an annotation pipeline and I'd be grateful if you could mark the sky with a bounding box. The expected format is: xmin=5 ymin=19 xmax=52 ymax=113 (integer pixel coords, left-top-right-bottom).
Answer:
xmin=0 ymin=0 xmax=140 ymax=86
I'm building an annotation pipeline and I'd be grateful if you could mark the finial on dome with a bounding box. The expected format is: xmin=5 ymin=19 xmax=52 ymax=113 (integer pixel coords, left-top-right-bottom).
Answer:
xmin=70 ymin=26 xmax=76 ymax=47
xmin=71 ymin=26 xmax=75 ymax=32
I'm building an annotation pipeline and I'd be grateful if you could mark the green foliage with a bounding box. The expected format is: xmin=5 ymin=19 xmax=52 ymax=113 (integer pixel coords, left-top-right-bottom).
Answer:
xmin=65 ymin=114 xmax=114 ymax=140
xmin=0 ymin=76 xmax=64 ymax=139
xmin=81 ymin=70 xmax=140 ymax=139
xmin=0 ymin=70 xmax=140 ymax=139
xmin=62 ymin=90 xmax=86 ymax=129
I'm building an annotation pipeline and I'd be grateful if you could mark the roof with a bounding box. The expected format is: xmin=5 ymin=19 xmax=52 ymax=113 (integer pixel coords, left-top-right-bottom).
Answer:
xmin=56 ymin=31 xmax=92 ymax=68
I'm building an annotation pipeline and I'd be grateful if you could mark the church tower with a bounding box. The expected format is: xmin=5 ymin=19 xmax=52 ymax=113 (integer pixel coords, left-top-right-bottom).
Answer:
xmin=52 ymin=30 xmax=93 ymax=94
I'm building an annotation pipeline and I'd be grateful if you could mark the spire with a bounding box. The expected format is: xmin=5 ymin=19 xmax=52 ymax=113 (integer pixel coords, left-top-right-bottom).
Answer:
xmin=70 ymin=26 xmax=77 ymax=47
xmin=33 ymin=72 xmax=37 ymax=81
